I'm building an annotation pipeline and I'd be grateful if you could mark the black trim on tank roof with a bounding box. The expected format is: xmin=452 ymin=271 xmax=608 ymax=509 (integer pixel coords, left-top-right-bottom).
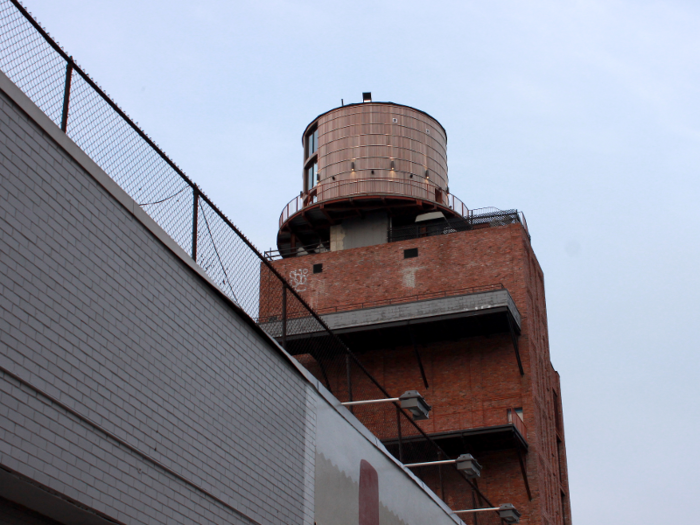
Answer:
xmin=301 ymin=101 xmax=448 ymax=144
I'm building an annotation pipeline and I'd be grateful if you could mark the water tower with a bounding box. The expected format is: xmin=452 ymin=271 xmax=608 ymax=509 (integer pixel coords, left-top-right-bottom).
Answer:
xmin=276 ymin=93 xmax=469 ymax=256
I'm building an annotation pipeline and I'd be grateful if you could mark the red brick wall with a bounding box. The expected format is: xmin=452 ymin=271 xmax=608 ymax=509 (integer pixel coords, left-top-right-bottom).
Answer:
xmin=271 ymin=223 xmax=528 ymax=312
xmin=267 ymin=223 xmax=571 ymax=525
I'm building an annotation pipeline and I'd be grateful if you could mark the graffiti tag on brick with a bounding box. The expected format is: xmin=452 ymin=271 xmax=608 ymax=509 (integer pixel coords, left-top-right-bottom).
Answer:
xmin=289 ymin=268 xmax=309 ymax=292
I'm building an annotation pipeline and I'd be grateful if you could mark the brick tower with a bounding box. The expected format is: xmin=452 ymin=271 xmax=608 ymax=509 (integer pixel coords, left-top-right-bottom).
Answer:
xmin=267 ymin=95 xmax=572 ymax=525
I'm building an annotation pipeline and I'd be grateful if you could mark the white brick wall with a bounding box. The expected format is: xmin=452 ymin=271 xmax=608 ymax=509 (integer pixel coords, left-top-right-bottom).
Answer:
xmin=0 ymin=81 xmax=314 ymax=525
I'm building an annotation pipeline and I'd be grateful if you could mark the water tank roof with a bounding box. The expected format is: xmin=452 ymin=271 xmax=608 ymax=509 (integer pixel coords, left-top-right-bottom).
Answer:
xmin=301 ymin=101 xmax=447 ymax=144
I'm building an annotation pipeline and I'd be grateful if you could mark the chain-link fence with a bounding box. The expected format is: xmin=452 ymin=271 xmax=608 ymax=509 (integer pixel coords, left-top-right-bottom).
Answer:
xmin=0 ymin=1 xmax=507 ymax=519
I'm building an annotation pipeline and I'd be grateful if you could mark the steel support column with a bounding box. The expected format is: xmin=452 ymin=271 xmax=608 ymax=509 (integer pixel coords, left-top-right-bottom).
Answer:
xmin=345 ymin=354 xmax=353 ymax=404
xmin=396 ymin=406 xmax=404 ymax=462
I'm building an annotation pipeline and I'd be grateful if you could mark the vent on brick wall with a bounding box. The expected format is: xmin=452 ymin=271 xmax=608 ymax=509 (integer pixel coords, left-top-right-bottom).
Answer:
xmin=404 ymin=248 xmax=418 ymax=259
xmin=313 ymin=263 xmax=323 ymax=274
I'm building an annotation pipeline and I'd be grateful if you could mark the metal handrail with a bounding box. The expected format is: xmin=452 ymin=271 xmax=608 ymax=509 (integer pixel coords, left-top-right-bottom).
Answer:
xmin=264 ymin=241 xmax=331 ymax=260
xmin=315 ymin=283 xmax=505 ymax=315
xmin=279 ymin=177 xmax=470 ymax=228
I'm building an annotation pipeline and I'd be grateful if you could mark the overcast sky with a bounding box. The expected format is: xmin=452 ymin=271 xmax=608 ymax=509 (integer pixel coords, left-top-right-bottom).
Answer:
xmin=18 ymin=0 xmax=700 ymax=522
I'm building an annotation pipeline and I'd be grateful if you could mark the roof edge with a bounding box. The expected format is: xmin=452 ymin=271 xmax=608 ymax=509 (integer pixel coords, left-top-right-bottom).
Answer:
xmin=301 ymin=101 xmax=448 ymax=144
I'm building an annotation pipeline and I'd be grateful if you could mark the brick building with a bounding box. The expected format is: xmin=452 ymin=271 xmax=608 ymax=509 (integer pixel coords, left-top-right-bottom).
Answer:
xmin=266 ymin=96 xmax=572 ymax=525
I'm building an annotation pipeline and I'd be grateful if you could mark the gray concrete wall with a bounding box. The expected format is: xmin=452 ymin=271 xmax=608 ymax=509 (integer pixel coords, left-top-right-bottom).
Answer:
xmin=0 ymin=74 xmax=315 ymax=525
xmin=331 ymin=212 xmax=389 ymax=251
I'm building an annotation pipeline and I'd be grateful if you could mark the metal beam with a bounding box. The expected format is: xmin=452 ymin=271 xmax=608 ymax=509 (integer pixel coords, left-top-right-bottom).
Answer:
xmin=507 ymin=313 xmax=525 ymax=376
xmin=409 ymin=327 xmax=429 ymax=389
xmin=516 ymin=447 xmax=533 ymax=501
xmin=345 ymin=354 xmax=353 ymax=405
xmin=318 ymin=205 xmax=335 ymax=224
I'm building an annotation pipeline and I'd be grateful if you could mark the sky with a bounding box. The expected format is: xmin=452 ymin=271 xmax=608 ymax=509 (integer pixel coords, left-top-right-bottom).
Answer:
xmin=16 ymin=0 xmax=700 ymax=522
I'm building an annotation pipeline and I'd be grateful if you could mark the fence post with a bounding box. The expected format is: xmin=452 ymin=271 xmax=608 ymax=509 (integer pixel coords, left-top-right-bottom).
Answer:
xmin=397 ymin=406 xmax=403 ymax=462
xmin=60 ymin=58 xmax=73 ymax=132
xmin=281 ymin=285 xmax=287 ymax=349
xmin=346 ymin=354 xmax=353 ymax=404
xmin=191 ymin=186 xmax=199 ymax=261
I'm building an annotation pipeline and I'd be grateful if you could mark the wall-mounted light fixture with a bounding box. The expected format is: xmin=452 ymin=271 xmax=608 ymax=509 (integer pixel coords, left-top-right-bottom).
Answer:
xmin=404 ymin=454 xmax=482 ymax=478
xmin=453 ymin=504 xmax=521 ymax=524
xmin=342 ymin=390 xmax=431 ymax=420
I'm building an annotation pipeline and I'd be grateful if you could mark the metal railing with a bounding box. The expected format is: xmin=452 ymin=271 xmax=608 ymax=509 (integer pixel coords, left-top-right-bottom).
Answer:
xmin=279 ymin=176 xmax=470 ymax=228
xmin=267 ymin=207 xmax=528 ymax=259
xmin=0 ymin=0 xmax=506 ymax=515
xmin=389 ymin=207 xmax=529 ymax=243
xmin=264 ymin=240 xmax=331 ymax=260
xmin=313 ymin=284 xmax=504 ymax=315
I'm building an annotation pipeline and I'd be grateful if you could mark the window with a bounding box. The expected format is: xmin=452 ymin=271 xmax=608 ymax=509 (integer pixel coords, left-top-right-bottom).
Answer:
xmin=313 ymin=263 xmax=323 ymax=274
xmin=306 ymin=127 xmax=318 ymax=158
xmin=305 ymin=161 xmax=318 ymax=192
xmin=553 ymin=391 xmax=562 ymax=433
xmin=404 ymin=248 xmax=418 ymax=259
xmin=508 ymin=407 xmax=524 ymax=423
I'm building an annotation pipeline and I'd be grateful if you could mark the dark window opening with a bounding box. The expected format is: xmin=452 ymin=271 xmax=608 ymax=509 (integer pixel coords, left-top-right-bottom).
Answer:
xmin=313 ymin=263 xmax=323 ymax=274
xmin=508 ymin=407 xmax=524 ymax=423
xmin=553 ymin=390 xmax=563 ymax=433
xmin=561 ymin=491 xmax=568 ymax=525
xmin=404 ymin=248 xmax=418 ymax=259
xmin=305 ymin=161 xmax=318 ymax=192
xmin=305 ymin=127 xmax=318 ymax=159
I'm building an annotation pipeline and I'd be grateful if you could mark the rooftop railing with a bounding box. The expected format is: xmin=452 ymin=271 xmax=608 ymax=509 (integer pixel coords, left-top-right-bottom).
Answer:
xmin=268 ymin=207 xmax=529 ymax=259
xmin=279 ymin=176 xmax=470 ymax=228
xmin=389 ymin=207 xmax=529 ymax=243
